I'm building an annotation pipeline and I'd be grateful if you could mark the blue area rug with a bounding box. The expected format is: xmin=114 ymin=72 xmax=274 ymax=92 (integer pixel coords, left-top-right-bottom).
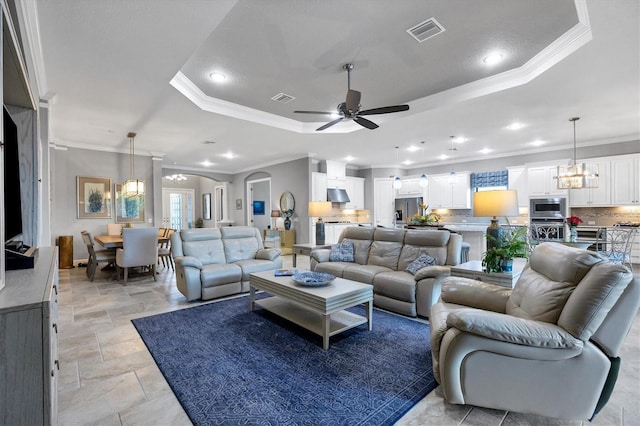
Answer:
xmin=132 ymin=294 xmax=436 ymax=425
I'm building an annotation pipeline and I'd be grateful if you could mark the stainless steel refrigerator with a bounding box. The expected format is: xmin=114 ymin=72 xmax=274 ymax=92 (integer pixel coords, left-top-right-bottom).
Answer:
xmin=394 ymin=197 xmax=423 ymax=225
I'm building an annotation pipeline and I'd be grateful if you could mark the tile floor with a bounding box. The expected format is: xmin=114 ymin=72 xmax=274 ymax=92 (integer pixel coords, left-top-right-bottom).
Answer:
xmin=56 ymin=255 xmax=640 ymax=426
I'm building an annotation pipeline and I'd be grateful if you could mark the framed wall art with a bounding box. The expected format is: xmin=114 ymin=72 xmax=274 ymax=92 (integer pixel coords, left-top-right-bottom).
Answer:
xmin=77 ymin=176 xmax=112 ymax=219
xmin=203 ymin=193 xmax=212 ymax=220
xmin=114 ymin=183 xmax=145 ymax=223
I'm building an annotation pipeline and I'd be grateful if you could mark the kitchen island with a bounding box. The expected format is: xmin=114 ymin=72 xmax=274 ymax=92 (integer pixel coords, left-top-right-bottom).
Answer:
xmin=442 ymin=224 xmax=487 ymax=261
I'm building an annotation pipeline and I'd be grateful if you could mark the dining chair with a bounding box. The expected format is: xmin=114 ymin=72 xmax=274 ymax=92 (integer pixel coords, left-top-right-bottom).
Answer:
xmin=528 ymin=223 xmax=562 ymax=252
xmin=598 ymin=225 xmax=638 ymax=272
xmin=158 ymin=228 xmax=175 ymax=270
xmin=81 ymin=230 xmax=116 ymax=281
xmin=116 ymin=227 xmax=159 ymax=285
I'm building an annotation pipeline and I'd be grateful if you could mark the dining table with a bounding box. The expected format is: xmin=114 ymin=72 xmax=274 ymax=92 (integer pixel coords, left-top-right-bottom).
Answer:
xmin=94 ymin=234 xmax=170 ymax=249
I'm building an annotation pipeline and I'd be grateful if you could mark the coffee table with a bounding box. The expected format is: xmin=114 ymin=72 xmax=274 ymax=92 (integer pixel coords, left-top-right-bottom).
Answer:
xmin=450 ymin=258 xmax=527 ymax=288
xmin=249 ymin=270 xmax=373 ymax=349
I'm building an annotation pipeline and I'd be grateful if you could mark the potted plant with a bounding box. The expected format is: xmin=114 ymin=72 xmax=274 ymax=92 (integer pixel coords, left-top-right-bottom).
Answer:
xmin=482 ymin=224 xmax=529 ymax=273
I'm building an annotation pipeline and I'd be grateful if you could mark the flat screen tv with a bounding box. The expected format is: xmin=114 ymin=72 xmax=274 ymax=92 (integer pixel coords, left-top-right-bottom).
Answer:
xmin=3 ymin=107 xmax=23 ymax=243
xmin=252 ymin=200 xmax=265 ymax=215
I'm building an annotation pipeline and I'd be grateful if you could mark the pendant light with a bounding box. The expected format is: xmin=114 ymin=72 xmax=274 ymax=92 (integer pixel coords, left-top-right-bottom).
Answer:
xmin=419 ymin=141 xmax=429 ymax=187
xmin=122 ymin=132 xmax=145 ymax=198
xmin=447 ymin=136 xmax=457 ymax=184
xmin=393 ymin=146 xmax=402 ymax=189
xmin=556 ymin=117 xmax=599 ymax=189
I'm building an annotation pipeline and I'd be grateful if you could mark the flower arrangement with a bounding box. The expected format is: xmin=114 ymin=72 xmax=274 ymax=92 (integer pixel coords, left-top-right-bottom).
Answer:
xmin=410 ymin=203 xmax=441 ymax=225
xmin=566 ymin=215 xmax=583 ymax=228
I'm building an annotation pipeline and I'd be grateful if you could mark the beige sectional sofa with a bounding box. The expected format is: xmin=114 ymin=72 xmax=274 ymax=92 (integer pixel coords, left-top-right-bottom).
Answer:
xmin=310 ymin=226 xmax=463 ymax=318
xmin=171 ymin=227 xmax=282 ymax=301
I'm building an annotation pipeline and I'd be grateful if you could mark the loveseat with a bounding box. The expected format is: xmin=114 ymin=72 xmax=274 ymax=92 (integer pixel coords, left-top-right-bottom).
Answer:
xmin=171 ymin=227 xmax=282 ymax=301
xmin=430 ymin=242 xmax=638 ymax=420
xmin=310 ymin=226 xmax=463 ymax=317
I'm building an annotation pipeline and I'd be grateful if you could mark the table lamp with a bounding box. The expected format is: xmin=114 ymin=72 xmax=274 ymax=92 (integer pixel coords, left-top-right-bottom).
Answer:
xmin=308 ymin=201 xmax=332 ymax=245
xmin=473 ymin=190 xmax=519 ymax=250
xmin=270 ymin=209 xmax=281 ymax=229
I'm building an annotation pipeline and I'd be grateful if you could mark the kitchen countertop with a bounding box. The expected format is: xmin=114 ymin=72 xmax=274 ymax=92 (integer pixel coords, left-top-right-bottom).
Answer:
xmin=442 ymin=224 xmax=487 ymax=232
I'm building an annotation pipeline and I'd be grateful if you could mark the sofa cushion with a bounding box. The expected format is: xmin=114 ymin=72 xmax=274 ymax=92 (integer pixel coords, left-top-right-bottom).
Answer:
xmin=234 ymin=259 xmax=280 ymax=281
xmin=221 ymin=227 xmax=262 ymax=262
xmin=343 ymin=264 xmax=393 ymax=284
xmin=314 ymin=261 xmax=353 ymax=277
xmin=405 ymin=253 xmax=437 ymax=275
xmin=181 ymin=230 xmax=226 ymax=265
xmin=374 ymin=271 xmax=416 ymax=303
xmin=329 ymin=241 xmax=355 ymax=262
xmin=200 ymin=263 xmax=242 ymax=288
xmin=339 ymin=227 xmax=375 ymax=264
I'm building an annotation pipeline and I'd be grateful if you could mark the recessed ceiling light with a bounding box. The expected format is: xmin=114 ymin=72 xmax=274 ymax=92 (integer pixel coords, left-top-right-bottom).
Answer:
xmin=344 ymin=155 xmax=355 ymax=162
xmin=209 ymin=72 xmax=227 ymax=82
xmin=452 ymin=136 xmax=467 ymax=143
xmin=483 ymin=53 xmax=504 ymax=65
xmin=201 ymin=160 xmax=213 ymax=167
xmin=402 ymin=160 xmax=414 ymax=165
xmin=406 ymin=145 xmax=420 ymax=152
xmin=506 ymin=122 xmax=525 ymax=130
xmin=222 ymin=152 xmax=235 ymax=159
xmin=529 ymin=140 xmax=546 ymax=147
xmin=438 ymin=154 xmax=448 ymax=160
xmin=479 ymin=148 xmax=492 ymax=154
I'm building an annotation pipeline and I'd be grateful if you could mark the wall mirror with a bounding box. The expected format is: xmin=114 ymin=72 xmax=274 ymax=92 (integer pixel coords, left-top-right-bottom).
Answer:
xmin=280 ymin=192 xmax=295 ymax=216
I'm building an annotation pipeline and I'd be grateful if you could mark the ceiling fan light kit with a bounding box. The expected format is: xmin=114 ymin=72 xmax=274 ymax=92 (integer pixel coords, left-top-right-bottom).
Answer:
xmin=294 ymin=63 xmax=409 ymax=131
xmin=556 ymin=117 xmax=599 ymax=189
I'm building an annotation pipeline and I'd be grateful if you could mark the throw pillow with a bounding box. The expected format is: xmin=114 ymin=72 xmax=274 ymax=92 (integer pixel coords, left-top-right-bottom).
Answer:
xmin=405 ymin=253 xmax=436 ymax=275
xmin=329 ymin=240 xmax=355 ymax=262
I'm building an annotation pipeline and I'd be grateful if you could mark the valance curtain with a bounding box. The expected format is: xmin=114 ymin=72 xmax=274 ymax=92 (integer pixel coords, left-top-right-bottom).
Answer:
xmin=470 ymin=171 xmax=509 ymax=191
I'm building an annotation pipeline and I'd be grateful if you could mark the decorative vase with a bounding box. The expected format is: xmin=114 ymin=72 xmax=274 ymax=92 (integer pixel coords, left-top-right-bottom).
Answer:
xmin=284 ymin=216 xmax=291 ymax=230
xmin=500 ymin=258 xmax=513 ymax=272
xmin=570 ymin=226 xmax=578 ymax=242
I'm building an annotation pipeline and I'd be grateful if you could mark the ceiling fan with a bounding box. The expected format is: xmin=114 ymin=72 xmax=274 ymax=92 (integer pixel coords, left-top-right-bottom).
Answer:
xmin=294 ymin=63 xmax=410 ymax=131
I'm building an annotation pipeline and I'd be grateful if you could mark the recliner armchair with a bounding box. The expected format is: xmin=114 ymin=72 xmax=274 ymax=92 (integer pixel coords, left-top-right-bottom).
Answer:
xmin=430 ymin=242 xmax=638 ymax=421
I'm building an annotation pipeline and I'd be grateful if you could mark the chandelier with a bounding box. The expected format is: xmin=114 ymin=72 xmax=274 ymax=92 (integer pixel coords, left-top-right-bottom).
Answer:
xmin=122 ymin=132 xmax=145 ymax=197
xmin=556 ymin=117 xmax=599 ymax=189
xmin=165 ymin=174 xmax=187 ymax=181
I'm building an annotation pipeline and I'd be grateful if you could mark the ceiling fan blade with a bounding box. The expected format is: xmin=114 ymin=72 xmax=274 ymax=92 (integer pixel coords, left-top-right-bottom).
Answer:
xmin=294 ymin=110 xmax=335 ymax=115
xmin=358 ymin=105 xmax=409 ymax=116
xmin=354 ymin=116 xmax=379 ymax=130
xmin=345 ymin=90 xmax=361 ymax=112
xmin=316 ymin=117 xmax=344 ymax=131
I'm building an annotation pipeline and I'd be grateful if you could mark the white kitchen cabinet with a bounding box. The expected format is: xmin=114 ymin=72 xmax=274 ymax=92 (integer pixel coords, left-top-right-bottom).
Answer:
xmin=610 ymin=154 xmax=640 ymax=205
xmin=311 ymin=172 xmax=328 ymax=201
xmin=507 ymin=166 xmax=528 ymax=208
xmin=527 ymin=164 xmax=568 ymax=197
xmin=322 ymin=160 xmax=346 ymax=179
xmin=344 ymin=176 xmax=365 ymax=209
xmin=428 ymin=172 xmax=470 ymax=209
xmin=327 ymin=177 xmax=346 ymax=189
xmin=569 ymin=157 xmax=611 ymax=206
xmin=395 ymin=178 xmax=423 ymax=198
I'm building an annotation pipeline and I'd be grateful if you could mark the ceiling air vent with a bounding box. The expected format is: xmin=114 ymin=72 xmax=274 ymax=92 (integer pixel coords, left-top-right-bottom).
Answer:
xmin=407 ymin=18 xmax=445 ymax=43
xmin=271 ymin=93 xmax=295 ymax=103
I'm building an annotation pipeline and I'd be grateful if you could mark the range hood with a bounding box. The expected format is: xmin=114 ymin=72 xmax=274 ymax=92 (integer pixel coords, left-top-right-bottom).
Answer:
xmin=327 ymin=188 xmax=350 ymax=203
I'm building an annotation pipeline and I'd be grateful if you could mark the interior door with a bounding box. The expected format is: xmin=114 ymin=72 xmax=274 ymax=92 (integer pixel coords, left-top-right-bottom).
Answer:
xmin=162 ymin=188 xmax=194 ymax=230
xmin=374 ymin=178 xmax=395 ymax=227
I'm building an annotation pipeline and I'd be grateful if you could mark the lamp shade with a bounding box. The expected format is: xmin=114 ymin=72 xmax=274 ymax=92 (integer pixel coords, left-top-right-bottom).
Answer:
xmin=473 ymin=190 xmax=519 ymax=218
xmin=271 ymin=209 xmax=281 ymax=218
xmin=308 ymin=201 xmax=332 ymax=217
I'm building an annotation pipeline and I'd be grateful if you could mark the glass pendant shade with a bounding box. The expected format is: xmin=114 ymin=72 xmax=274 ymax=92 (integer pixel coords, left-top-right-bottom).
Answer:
xmin=556 ymin=117 xmax=599 ymax=189
xmin=419 ymin=173 xmax=429 ymax=187
xmin=393 ymin=176 xmax=402 ymax=189
xmin=123 ymin=179 xmax=145 ymax=197
xmin=557 ymin=163 xmax=599 ymax=189
xmin=122 ymin=132 xmax=145 ymax=198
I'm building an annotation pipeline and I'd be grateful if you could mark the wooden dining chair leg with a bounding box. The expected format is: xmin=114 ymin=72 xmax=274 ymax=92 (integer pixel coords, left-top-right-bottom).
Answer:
xmin=152 ymin=264 xmax=157 ymax=281
xmin=123 ymin=267 xmax=129 ymax=285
